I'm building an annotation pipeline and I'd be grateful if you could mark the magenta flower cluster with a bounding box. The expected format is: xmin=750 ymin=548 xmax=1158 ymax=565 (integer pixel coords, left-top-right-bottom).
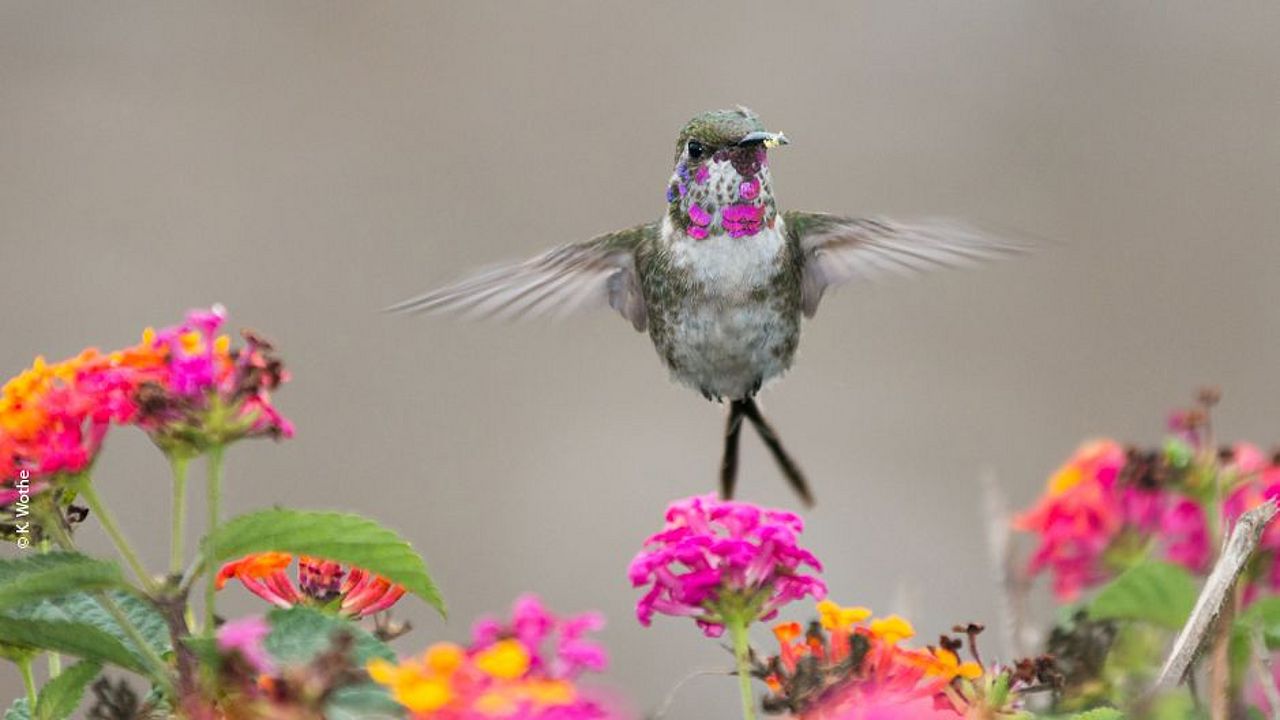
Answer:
xmin=628 ymin=494 xmax=826 ymax=637
xmin=471 ymin=593 xmax=609 ymax=681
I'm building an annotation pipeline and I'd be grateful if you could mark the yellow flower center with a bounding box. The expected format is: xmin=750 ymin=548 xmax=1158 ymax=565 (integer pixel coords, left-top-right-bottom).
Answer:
xmin=424 ymin=642 xmax=465 ymax=674
xmin=475 ymin=639 xmax=530 ymax=680
xmin=524 ymin=679 xmax=575 ymax=706
xmin=817 ymin=599 xmax=872 ymax=631
xmin=869 ymin=615 xmax=915 ymax=645
xmin=397 ymin=675 xmax=453 ymax=712
xmin=179 ymin=330 xmax=204 ymax=354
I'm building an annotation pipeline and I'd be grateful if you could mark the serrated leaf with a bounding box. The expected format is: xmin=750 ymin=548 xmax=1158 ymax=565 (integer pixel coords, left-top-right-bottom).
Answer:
xmin=34 ymin=660 xmax=101 ymax=720
xmin=6 ymin=591 xmax=171 ymax=662
xmin=4 ymin=698 xmax=30 ymax=720
xmin=0 ymin=616 xmax=146 ymax=674
xmin=0 ymin=554 xmax=123 ymax=611
xmin=204 ymin=509 xmax=444 ymax=616
xmin=1089 ymin=561 xmax=1198 ymax=630
xmin=265 ymin=605 xmax=395 ymax=667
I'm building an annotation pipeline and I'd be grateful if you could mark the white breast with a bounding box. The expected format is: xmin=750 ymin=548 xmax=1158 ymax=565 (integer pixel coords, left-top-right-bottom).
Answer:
xmin=658 ymin=216 xmax=795 ymax=399
xmin=664 ymin=215 xmax=787 ymax=297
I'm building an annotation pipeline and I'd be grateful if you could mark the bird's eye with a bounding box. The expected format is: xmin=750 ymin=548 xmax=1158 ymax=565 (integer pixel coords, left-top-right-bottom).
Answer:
xmin=686 ymin=140 xmax=705 ymax=160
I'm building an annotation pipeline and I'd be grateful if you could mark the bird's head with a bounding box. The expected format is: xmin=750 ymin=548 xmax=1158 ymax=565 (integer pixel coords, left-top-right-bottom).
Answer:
xmin=666 ymin=107 xmax=788 ymax=241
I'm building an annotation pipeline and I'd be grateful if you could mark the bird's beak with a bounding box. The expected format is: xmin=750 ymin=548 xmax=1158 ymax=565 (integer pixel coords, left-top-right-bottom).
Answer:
xmin=737 ymin=130 xmax=789 ymax=149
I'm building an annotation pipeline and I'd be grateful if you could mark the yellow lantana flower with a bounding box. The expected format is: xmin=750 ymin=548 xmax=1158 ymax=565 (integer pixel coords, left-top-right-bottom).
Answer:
xmin=869 ymin=615 xmax=915 ymax=645
xmin=366 ymin=658 xmax=455 ymax=712
xmin=475 ymin=639 xmax=530 ymax=680
xmin=816 ymin=600 xmax=872 ymax=631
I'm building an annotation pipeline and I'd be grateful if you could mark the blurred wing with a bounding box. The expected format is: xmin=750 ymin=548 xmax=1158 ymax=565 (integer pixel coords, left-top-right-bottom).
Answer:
xmin=785 ymin=211 xmax=1025 ymax=317
xmin=386 ymin=224 xmax=652 ymax=331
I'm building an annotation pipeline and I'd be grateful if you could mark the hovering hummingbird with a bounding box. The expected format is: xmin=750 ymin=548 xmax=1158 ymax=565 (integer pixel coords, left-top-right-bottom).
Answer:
xmin=390 ymin=107 xmax=1019 ymax=506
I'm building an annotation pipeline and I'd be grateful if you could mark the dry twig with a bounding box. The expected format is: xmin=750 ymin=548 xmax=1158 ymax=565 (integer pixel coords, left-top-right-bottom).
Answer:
xmin=649 ymin=667 xmax=734 ymax=720
xmin=1250 ymin=624 xmax=1280 ymax=720
xmin=981 ymin=469 xmax=1035 ymax=658
xmin=1154 ymin=500 xmax=1279 ymax=692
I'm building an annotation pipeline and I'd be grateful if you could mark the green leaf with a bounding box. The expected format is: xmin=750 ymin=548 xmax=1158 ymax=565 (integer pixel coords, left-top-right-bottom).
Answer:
xmin=1230 ymin=598 xmax=1280 ymax=692
xmin=265 ymin=605 xmax=395 ymax=667
xmin=1065 ymin=709 xmax=1125 ymax=720
xmin=0 ymin=642 xmax=38 ymax=664
xmin=7 ymin=591 xmax=171 ymax=662
xmin=1089 ymin=561 xmax=1198 ymax=630
xmin=1239 ymin=597 xmax=1280 ymax=648
xmin=0 ymin=554 xmax=123 ymax=611
xmin=3 ymin=698 xmax=30 ymax=720
xmin=0 ymin=616 xmax=146 ymax=674
xmin=33 ymin=660 xmax=101 ymax=720
xmin=326 ymin=684 xmax=403 ymax=720
xmin=204 ymin=509 xmax=444 ymax=616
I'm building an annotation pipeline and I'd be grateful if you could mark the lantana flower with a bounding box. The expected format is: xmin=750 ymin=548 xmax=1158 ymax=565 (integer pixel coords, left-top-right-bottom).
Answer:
xmin=368 ymin=594 xmax=617 ymax=719
xmin=628 ymin=495 xmax=826 ymax=637
xmin=1018 ymin=430 xmax=1280 ymax=603
xmin=131 ymin=305 xmax=293 ymax=456
xmin=0 ymin=349 xmax=146 ymax=503
xmin=216 ymin=615 xmax=276 ymax=675
xmin=211 ymin=613 xmax=377 ymax=720
xmin=216 ymin=553 xmax=405 ymax=618
xmin=1014 ymin=440 xmax=1170 ymax=600
xmin=0 ymin=306 xmax=292 ymax=508
xmin=762 ymin=602 xmax=1054 ymax=719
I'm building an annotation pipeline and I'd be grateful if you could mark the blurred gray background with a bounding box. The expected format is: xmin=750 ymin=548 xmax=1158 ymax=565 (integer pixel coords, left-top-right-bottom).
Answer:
xmin=2 ymin=1 xmax=1278 ymax=714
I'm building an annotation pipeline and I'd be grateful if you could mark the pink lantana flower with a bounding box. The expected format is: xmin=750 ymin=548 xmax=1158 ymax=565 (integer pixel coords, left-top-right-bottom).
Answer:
xmin=135 ymin=305 xmax=293 ymax=455
xmin=471 ymin=593 xmax=609 ymax=681
xmin=1160 ymin=497 xmax=1211 ymax=573
xmin=628 ymin=495 xmax=826 ymax=637
xmin=370 ymin=594 xmax=621 ymax=719
xmin=1015 ymin=440 xmax=1147 ymax=600
xmin=216 ymin=615 xmax=275 ymax=675
xmin=0 ymin=305 xmax=292 ymax=514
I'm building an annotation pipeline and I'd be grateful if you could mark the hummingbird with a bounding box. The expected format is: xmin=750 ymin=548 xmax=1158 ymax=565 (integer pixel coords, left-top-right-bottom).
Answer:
xmin=390 ymin=107 xmax=1019 ymax=506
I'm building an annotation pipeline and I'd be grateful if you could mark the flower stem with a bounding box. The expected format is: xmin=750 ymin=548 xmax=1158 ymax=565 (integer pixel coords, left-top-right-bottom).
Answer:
xmin=38 ymin=538 xmax=63 ymax=679
xmin=727 ymin=615 xmax=758 ymax=720
xmin=39 ymin=507 xmax=75 ymax=552
xmin=77 ymin=482 xmax=156 ymax=593
xmin=204 ymin=444 xmax=225 ymax=630
xmin=19 ymin=655 xmax=37 ymax=708
xmin=96 ymin=590 xmax=174 ymax=698
xmin=169 ymin=455 xmax=190 ymax=575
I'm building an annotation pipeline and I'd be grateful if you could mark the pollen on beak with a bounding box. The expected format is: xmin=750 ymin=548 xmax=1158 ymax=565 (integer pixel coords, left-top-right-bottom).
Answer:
xmin=738 ymin=130 xmax=789 ymax=149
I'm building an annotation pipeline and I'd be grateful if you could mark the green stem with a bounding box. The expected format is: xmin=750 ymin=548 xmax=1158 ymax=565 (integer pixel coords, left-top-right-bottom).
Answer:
xmin=40 ymin=509 xmax=75 ymax=551
xmin=34 ymin=507 xmax=172 ymax=696
xmin=727 ymin=615 xmax=758 ymax=720
xmin=204 ymin=444 xmax=225 ymax=630
xmin=96 ymin=591 xmax=174 ymax=698
xmin=18 ymin=655 xmax=37 ymax=708
xmin=169 ymin=456 xmax=190 ymax=575
xmin=77 ymin=483 xmax=156 ymax=593
xmin=37 ymin=538 xmax=63 ymax=679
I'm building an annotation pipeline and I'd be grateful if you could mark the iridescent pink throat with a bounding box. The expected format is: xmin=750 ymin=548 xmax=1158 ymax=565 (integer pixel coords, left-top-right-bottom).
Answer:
xmin=669 ymin=148 xmax=770 ymax=240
